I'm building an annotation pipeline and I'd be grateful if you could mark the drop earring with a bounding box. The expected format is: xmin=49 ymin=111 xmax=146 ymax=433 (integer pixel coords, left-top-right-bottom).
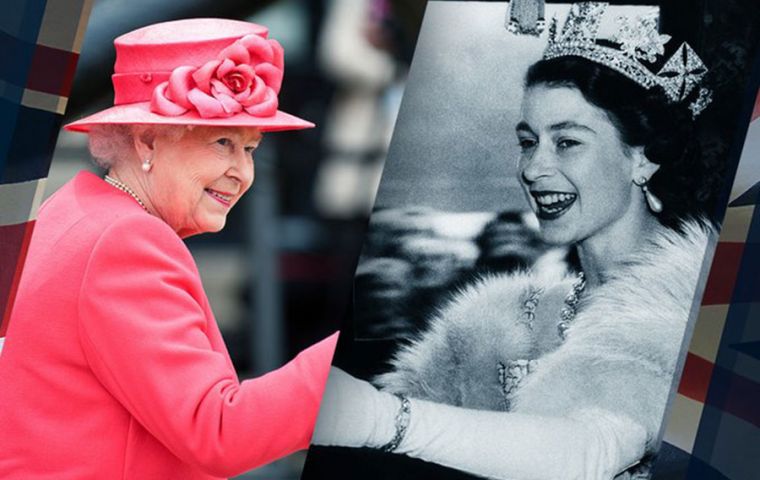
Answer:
xmin=141 ymin=155 xmax=152 ymax=172
xmin=635 ymin=176 xmax=663 ymax=213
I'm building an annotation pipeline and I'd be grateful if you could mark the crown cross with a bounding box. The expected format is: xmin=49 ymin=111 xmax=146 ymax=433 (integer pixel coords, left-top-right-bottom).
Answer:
xmin=656 ymin=43 xmax=708 ymax=101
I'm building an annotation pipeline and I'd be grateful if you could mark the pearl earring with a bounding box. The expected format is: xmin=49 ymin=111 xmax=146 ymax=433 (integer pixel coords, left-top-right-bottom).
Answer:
xmin=635 ymin=176 xmax=663 ymax=213
xmin=141 ymin=155 xmax=152 ymax=172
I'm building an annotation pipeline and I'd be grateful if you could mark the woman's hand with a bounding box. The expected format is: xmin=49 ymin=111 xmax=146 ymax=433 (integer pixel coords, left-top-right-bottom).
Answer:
xmin=312 ymin=367 xmax=399 ymax=449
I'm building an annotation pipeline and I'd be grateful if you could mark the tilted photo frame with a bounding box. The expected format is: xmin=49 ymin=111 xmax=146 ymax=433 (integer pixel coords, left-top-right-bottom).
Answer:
xmin=305 ymin=2 xmax=760 ymax=479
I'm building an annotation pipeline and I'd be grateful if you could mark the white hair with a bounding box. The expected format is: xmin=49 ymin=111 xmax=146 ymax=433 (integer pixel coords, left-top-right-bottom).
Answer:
xmin=87 ymin=124 xmax=189 ymax=169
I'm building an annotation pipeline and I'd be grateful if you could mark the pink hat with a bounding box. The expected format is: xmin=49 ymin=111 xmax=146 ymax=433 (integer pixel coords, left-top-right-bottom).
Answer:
xmin=64 ymin=18 xmax=314 ymax=133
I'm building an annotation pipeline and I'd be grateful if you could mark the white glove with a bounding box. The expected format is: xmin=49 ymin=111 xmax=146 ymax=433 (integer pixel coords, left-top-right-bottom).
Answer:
xmin=396 ymin=401 xmax=646 ymax=480
xmin=312 ymin=367 xmax=647 ymax=480
xmin=311 ymin=367 xmax=399 ymax=449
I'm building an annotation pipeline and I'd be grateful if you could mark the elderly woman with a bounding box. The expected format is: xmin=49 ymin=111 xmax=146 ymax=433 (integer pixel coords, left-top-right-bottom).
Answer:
xmin=0 ymin=19 xmax=336 ymax=480
xmin=312 ymin=4 xmax=716 ymax=479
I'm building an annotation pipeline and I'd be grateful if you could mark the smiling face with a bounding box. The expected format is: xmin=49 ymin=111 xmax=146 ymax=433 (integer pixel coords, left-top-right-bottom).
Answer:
xmin=141 ymin=126 xmax=260 ymax=238
xmin=516 ymin=85 xmax=650 ymax=246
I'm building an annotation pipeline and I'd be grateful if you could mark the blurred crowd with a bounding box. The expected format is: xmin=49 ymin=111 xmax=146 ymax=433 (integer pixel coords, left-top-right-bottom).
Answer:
xmin=354 ymin=207 xmax=576 ymax=339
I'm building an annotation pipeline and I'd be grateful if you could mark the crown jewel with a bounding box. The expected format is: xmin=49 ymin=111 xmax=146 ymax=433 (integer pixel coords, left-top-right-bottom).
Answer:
xmin=612 ymin=12 xmax=670 ymax=62
xmin=543 ymin=2 xmax=711 ymax=117
xmin=657 ymin=43 xmax=708 ymax=101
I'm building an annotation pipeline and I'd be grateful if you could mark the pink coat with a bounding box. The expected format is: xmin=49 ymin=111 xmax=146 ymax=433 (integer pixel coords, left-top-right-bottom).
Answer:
xmin=0 ymin=171 xmax=337 ymax=479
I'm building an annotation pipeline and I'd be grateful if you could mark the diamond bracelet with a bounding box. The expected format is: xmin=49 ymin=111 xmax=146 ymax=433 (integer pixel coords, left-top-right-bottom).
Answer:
xmin=381 ymin=394 xmax=411 ymax=453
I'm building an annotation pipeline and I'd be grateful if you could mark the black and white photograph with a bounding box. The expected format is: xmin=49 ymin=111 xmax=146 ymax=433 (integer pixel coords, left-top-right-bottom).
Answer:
xmin=304 ymin=1 xmax=759 ymax=479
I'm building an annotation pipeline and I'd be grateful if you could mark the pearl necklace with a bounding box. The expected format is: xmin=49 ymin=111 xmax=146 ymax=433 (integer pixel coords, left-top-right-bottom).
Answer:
xmin=104 ymin=175 xmax=148 ymax=212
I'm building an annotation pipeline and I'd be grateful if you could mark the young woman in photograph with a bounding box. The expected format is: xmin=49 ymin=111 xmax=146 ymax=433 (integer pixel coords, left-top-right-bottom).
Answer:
xmin=312 ymin=3 xmax=717 ymax=479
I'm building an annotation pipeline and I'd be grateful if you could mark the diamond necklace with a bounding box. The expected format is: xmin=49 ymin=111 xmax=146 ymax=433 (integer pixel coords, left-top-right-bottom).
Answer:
xmin=557 ymin=272 xmax=586 ymax=340
xmin=499 ymin=271 xmax=587 ymax=409
xmin=104 ymin=175 xmax=148 ymax=212
xmin=521 ymin=271 xmax=586 ymax=339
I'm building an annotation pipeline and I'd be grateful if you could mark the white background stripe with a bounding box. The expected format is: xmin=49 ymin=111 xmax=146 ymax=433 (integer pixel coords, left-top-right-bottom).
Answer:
xmin=0 ymin=178 xmax=48 ymax=226
xmin=730 ymin=116 xmax=760 ymax=203
xmin=663 ymin=394 xmax=704 ymax=454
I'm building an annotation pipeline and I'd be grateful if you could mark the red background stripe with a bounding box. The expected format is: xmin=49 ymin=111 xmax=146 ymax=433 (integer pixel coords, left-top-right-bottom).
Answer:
xmin=701 ymin=242 xmax=745 ymax=305
xmin=678 ymin=352 xmax=715 ymax=403
xmin=25 ymin=44 xmax=79 ymax=96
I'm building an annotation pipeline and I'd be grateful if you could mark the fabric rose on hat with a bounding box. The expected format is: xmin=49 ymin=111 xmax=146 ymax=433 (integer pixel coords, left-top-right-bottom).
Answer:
xmin=151 ymin=34 xmax=284 ymax=118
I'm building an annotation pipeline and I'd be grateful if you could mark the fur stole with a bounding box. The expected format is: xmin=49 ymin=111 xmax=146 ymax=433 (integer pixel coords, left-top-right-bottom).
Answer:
xmin=375 ymin=219 xmax=712 ymax=451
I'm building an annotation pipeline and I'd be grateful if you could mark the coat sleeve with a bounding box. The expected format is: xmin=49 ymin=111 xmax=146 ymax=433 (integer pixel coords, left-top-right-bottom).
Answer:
xmin=77 ymin=214 xmax=337 ymax=478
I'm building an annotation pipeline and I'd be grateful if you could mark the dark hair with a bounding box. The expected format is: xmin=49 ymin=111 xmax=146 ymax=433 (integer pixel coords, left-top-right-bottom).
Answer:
xmin=524 ymin=56 xmax=720 ymax=229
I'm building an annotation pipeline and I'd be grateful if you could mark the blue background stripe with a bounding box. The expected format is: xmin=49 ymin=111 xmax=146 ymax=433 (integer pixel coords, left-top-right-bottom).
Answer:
xmin=1 ymin=104 xmax=62 ymax=184
xmin=0 ymin=0 xmax=46 ymax=42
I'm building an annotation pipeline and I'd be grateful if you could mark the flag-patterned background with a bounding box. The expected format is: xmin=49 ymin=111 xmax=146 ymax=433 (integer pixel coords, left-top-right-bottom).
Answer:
xmin=0 ymin=0 xmax=93 ymax=341
xmin=653 ymin=90 xmax=760 ymax=479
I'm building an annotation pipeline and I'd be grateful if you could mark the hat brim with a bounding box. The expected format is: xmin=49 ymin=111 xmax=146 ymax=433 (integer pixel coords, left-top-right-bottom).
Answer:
xmin=64 ymin=102 xmax=314 ymax=133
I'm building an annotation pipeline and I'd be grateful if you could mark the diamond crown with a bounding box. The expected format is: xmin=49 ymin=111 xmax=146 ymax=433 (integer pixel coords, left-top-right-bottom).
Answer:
xmin=543 ymin=2 xmax=711 ymax=117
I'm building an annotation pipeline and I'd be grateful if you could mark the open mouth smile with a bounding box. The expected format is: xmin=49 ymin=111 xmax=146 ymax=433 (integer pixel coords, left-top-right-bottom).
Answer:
xmin=531 ymin=191 xmax=577 ymax=220
xmin=205 ymin=188 xmax=233 ymax=207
